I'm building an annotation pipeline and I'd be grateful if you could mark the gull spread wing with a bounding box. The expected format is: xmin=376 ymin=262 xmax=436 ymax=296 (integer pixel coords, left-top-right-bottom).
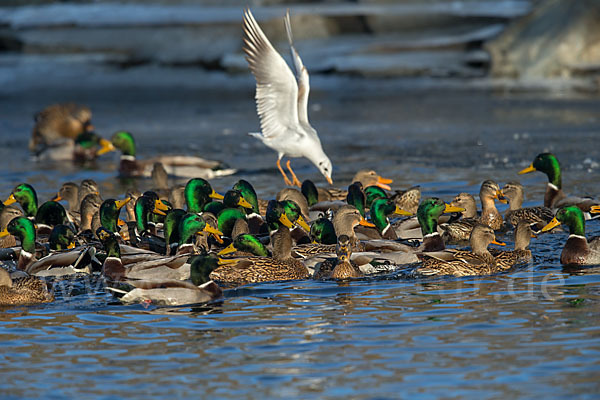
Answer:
xmin=284 ymin=10 xmax=310 ymax=125
xmin=243 ymin=9 xmax=299 ymax=139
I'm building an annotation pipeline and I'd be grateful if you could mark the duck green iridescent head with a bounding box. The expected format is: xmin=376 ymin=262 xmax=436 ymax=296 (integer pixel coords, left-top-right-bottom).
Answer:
xmin=279 ymin=200 xmax=310 ymax=232
xmin=76 ymin=132 xmax=116 ymax=156
xmin=49 ymin=224 xmax=76 ymax=251
xmin=370 ymin=198 xmax=412 ymax=234
xmin=5 ymin=183 xmax=38 ymax=218
xmin=100 ymin=197 xmax=131 ymax=233
xmin=0 ymin=216 xmax=36 ymax=254
xmin=519 ymin=153 xmax=562 ymax=189
xmin=164 ymin=209 xmax=187 ymax=249
xmin=36 ymin=201 xmax=68 ymax=227
xmin=301 ymin=180 xmax=319 ymax=207
xmin=310 ymin=214 xmax=336 ymax=245
xmin=542 ymin=205 xmax=585 ymax=236
xmin=233 ymin=180 xmax=260 ymax=214
xmin=111 ymin=131 xmax=136 ymax=157
xmin=346 ymin=182 xmax=366 ymax=218
xmin=217 ymin=208 xmax=247 ymax=238
xmin=189 ymin=253 xmax=220 ymax=286
xmin=184 ymin=178 xmax=224 ymax=214
xmin=364 ymin=186 xmax=388 ymax=209
xmin=96 ymin=227 xmax=121 ymax=258
xmin=218 ymin=233 xmax=270 ymax=257
xmin=179 ymin=213 xmax=223 ymax=245
xmin=417 ymin=198 xmax=465 ymax=236
xmin=266 ymin=200 xmax=294 ymax=231
xmin=134 ymin=192 xmax=170 ymax=233
xmin=223 ymin=190 xmax=253 ymax=210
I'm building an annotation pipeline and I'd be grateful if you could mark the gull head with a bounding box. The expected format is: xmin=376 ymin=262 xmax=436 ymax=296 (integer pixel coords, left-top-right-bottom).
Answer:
xmin=317 ymin=157 xmax=333 ymax=185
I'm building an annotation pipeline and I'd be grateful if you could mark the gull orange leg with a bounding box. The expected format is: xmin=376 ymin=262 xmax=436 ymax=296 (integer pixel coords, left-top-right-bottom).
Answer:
xmin=286 ymin=160 xmax=302 ymax=187
xmin=277 ymin=158 xmax=293 ymax=186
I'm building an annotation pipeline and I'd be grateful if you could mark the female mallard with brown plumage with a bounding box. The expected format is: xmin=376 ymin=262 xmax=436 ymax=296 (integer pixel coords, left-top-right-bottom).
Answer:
xmin=541 ymin=206 xmax=600 ymax=265
xmin=439 ymin=192 xmax=479 ymax=243
xmin=501 ymin=181 xmax=554 ymax=229
xmin=489 ymin=221 xmax=534 ymax=266
xmin=312 ymin=235 xmax=363 ymax=280
xmin=209 ymin=225 xmax=310 ymax=286
xmin=414 ymin=224 xmax=507 ymax=277
xmin=0 ymin=268 xmax=53 ymax=306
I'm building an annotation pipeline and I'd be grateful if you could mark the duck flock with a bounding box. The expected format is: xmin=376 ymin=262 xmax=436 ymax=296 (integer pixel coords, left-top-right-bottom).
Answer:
xmin=2 ymin=9 xmax=600 ymax=308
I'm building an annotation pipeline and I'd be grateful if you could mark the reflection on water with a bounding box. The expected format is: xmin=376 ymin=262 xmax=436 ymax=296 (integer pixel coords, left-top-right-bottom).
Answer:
xmin=0 ymin=86 xmax=599 ymax=398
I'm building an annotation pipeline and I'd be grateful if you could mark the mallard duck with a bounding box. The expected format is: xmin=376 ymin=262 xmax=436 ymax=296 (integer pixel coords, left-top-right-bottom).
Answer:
xmin=109 ymin=131 xmax=236 ymax=179
xmin=309 ymin=213 xmax=336 ymax=245
xmin=0 ymin=216 xmax=38 ymax=270
xmin=277 ymin=188 xmax=310 ymax=221
xmin=519 ymin=153 xmax=599 ymax=213
xmin=73 ymin=131 xmax=115 ymax=162
xmin=218 ymin=233 xmax=271 ymax=258
xmin=29 ymin=103 xmax=93 ymax=160
xmin=77 ymin=193 xmax=102 ymax=240
xmin=489 ymin=221 xmax=534 ymax=266
xmin=0 ymin=268 xmax=53 ymax=306
xmin=99 ymin=197 xmax=131 ymax=234
xmin=108 ymin=254 xmax=223 ymax=306
xmin=312 ymin=235 xmax=363 ymax=280
xmin=184 ymin=178 xmax=224 ymax=214
xmin=52 ymin=182 xmax=80 ymax=214
xmin=390 ymin=186 xmax=421 ymax=215
xmin=541 ymin=206 xmax=600 ymax=265
xmin=243 ymin=9 xmax=333 ymax=187
xmin=414 ymin=224 xmax=507 ymax=277
xmin=317 ymin=170 xmax=393 ymax=201
xmin=209 ymin=225 xmax=310 ymax=286
xmin=0 ymin=202 xmax=23 ymax=248
xmin=439 ymin=192 xmax=479 ymax=242
xmin=354 ymin=198 xmax=412 ymax=240
xmin=415 ymin=198 xmax=465 ymax=251
xmin=478 ymin=180 xmax=506 ymax=230
xmin=501 ymin=181 xmax=554 ymax=229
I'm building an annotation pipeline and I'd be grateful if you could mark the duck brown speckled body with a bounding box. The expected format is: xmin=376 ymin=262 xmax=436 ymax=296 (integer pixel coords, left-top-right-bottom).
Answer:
xmin=0 ymin=268 xmax=53 ymax=306
xmin=501 ymin=182 xmax=553 ymax=229
xmin=313 ymin=235 xmax=363 ymax=280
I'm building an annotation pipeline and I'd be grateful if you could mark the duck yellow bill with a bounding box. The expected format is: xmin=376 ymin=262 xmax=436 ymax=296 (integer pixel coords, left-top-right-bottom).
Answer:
xmin=203 ymin=224 xmax=224 ymax=244
xmin=518 ymin=164 xmax=536 ymax=175
xmin=394 ymin=206 xmax=412 ymax=216
xmin=376 ymin=176 xmax=393 ymax=191
xmin=0 ymin=228 xmax=9 ymax=238
xmin=541 ymin=217 xmax=561 ymax=232
xmin=210 ymin=189 xmax=224 ymax=200
xmin=491 ymin=238 xmax=506 ymax=246
xmin=495 ymin=190 xmax=508 ymax=204
xmin=115 ymin=197 xmax=131 ymax=209
xmin=218 ymin=257 xmax=239 ymax=266
xmin=279 ymin=213 xmax=294 ymax=229
xmin=359 ymin=217 xmax=376 ymax=228
xmin=295 ymin=215 xmax=311 ymax=231
xmin=237 ymin=197 xmax=253 ymax=209
xmin=591 ymin=205 xmax=600 ymax=214
xmin=218 ymin=243 xmax=237 ymax=256
xmin=52 ymin=193 xmax=62 ymax=202
xmin=96 ymin=138 xmax=116 ymax=156
xmin=153 ymin=199 xmax=169 ymax=216
xmin=444 ymin=204 xmax=465 ymax=213
xmin=4 ymin=194 xmax=16 ymax=206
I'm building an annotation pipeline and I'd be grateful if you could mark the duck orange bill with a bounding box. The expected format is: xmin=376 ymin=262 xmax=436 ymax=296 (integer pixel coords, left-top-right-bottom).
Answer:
xmin=279 ymin=213 xmax=294 ymax=229
xmin=210 ymin=189 xmax=224 ymax=200
xmin=52 ymin=194 xmax=62 ymax=202
xmin=491 ymin=238 xmax=506 ymax=246
xmin=591 ymin=205 xmax=600 ymax=214
xmin=203 ymin=224 xmax=224 ymax=244
xmin=394 ymin=206 xmax=412 ymax=216
xmin=4 ymin=194 xmax=16 ymax=206
xmin=359 ymin=217 xmax=376 ymax=228
xmin=495 ymin=190 xmax=508 ymax=204
xmin=153 ymin=199 xmax=169 ymax=216
xmin=518 ymin=164 xmax=536 ymax=174
xmin=218 ymin=243 xmax=237 ymax=256
xmin=0 ymin=228 xmax=9 ymax=238
xmin=295 ymin=215 xmax=311 ymax=231
xmin=237 ymin=197 xmax=253 ymax=209
xmin=541 ymin=217 xmax=561 ymax=232
xmin=115 ymin=197 xmax=131 ymax=209
xmin=96 ymin=138 xmax=116 ymax=156
xmin=444 ymin=204 xmax=465 ymax=213
xmin=117 ymin=219 xmax=127 ymax=227
xmin=376 ymin=176 xmax=393 ymax=191
xmin=67 ymin=242 xmax=76 ymax=249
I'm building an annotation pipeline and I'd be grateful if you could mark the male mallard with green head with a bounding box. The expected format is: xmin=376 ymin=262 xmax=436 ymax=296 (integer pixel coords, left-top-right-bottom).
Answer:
xmin=541 ymin=206 xmax=600 ymax=265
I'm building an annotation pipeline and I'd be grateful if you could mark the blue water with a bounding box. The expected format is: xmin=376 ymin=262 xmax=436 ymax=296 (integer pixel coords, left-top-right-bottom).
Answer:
xmin=0 ymin=84 xmax=599 ymax=398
